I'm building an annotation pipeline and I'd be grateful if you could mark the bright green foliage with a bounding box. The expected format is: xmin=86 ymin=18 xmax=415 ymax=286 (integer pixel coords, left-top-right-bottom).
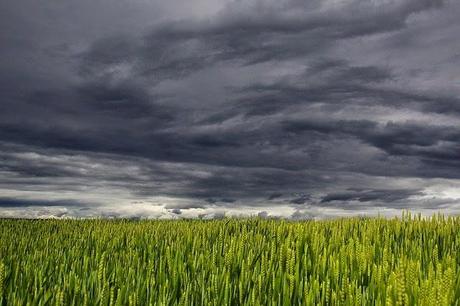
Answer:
xmin=0 ymin=213 xmax=459 ymax=305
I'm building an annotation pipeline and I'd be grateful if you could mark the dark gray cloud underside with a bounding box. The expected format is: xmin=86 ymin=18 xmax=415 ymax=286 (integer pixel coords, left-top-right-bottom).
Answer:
xmin=0 ymin=0 xmax=459 ymax=218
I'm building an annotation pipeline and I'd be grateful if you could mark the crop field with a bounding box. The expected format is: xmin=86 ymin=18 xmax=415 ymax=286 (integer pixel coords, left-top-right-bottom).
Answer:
xmin=0 ymin=214 xmax=459 ymax=305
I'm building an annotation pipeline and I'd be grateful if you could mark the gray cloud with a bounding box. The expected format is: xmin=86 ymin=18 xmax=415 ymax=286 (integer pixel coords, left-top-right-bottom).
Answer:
xmin=0 ymin=197 xmax=90 ymax=208
xmin=1 ymin=0 xmax=459 ymax=218
xmin=289 ymin=195 xmax=311 ymax=205
xmin=78 ymin=0 xmax=445 ymax=80
xmin=320 ymin=189 xmax=422 ymax=204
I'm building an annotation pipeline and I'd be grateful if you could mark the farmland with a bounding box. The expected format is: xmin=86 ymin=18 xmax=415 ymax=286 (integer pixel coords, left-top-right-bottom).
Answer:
xmin=0 ymin=214 xmax=459 ymax=305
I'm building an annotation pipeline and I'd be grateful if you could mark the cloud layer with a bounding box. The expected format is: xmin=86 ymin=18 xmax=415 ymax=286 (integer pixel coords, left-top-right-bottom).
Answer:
xmin=1 ymin=0 xmax=459 ymax=218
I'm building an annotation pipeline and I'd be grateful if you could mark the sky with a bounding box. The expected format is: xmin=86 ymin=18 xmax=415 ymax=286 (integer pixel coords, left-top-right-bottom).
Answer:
xmin=1 ymin=0 xmax=459 ymax=219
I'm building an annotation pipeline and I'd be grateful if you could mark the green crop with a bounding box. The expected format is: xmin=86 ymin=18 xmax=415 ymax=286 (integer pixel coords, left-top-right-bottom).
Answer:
xmin=0 ymin=213 xmax=459 ymax=305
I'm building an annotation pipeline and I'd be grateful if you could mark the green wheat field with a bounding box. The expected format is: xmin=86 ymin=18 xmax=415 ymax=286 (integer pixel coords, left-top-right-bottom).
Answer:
xmin=0 ymin=213 xmax=459 ymax=305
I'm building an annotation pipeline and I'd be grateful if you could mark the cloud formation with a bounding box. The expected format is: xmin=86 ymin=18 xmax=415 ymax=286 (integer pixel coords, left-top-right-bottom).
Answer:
xmin=1 ymin=0 xmax=459 ymax=218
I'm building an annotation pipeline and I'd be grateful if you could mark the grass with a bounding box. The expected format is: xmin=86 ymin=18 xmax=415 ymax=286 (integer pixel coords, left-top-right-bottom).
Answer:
xmin=0 ymin=213 xmax=459 ymax=305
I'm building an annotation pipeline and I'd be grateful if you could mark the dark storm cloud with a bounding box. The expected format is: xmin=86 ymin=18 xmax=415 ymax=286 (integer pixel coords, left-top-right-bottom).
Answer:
xmin=314 ymin=189 xmax=458 ymax=212
xmin=78 ymin=0 xmax=445 ymax=80
xmin=205 ymin=198 xmax=236 ymax=204
xmin=170 ymin=208 xmax=182 ymax=215
xmin=231 ymin=63 xmax=460 ymax=119
xmin=320 ymin=189 xmax=422 ymax=203
xmin=268 ymin=193 xmax=283 ymax=200
xmin=282 ymin=119 xmax=460 ymax=172
xmin=289 ymin=195 xmax=311 ymax=205
xmin=0 ymin=197 xmax=89 ymax=208
xmin=1 ymin=0 xmax=459 ymax=217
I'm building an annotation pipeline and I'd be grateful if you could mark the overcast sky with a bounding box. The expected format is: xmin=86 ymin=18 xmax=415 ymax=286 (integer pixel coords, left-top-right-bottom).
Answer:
xmin=1 ymin=0 xmax=459 ymax=219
